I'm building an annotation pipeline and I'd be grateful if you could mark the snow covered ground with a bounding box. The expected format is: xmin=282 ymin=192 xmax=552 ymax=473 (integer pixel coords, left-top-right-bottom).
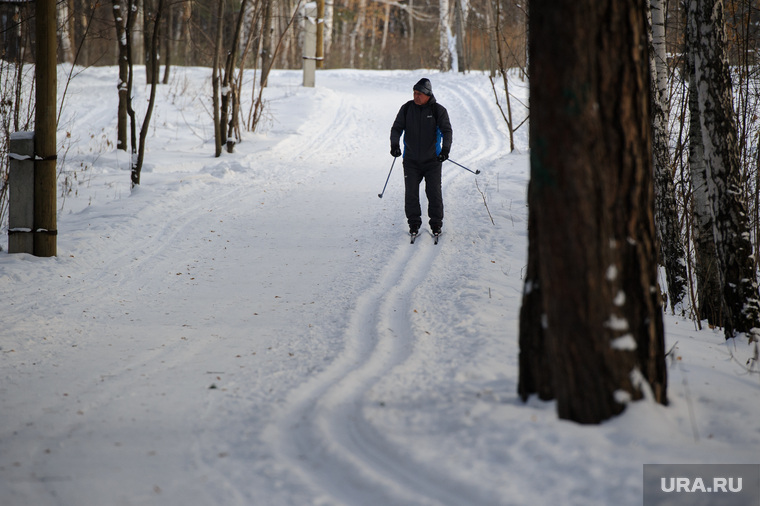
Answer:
xmin=1 ymin=67 xmax=758 ymax=506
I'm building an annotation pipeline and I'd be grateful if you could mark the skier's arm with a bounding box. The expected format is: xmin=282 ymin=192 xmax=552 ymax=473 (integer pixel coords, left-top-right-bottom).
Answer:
xmin=390 ymin=103 xmax=408 ymax=149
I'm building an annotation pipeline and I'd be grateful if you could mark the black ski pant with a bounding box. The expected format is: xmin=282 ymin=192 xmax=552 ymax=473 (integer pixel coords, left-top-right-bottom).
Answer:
xmin=403 ymin=158 xmax=443 ymax=231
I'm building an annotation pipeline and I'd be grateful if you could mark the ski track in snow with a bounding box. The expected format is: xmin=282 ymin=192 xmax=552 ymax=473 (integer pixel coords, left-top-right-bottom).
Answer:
xmin=4 ymin=67 xmax=759 ymax=506
xmin=267 ymin=74 xmax=512 ymax=506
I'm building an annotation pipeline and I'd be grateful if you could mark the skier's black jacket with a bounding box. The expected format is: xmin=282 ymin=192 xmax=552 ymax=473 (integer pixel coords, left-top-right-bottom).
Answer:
xmin=390 ymin=94 xmax=453 ymax=163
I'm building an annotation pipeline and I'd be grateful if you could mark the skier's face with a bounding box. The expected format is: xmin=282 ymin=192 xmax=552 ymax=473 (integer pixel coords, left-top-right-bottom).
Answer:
xmin=413 ymin=90 xmax=431 ymax=106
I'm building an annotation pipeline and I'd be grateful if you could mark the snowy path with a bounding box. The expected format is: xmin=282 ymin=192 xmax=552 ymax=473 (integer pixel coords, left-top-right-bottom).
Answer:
xmin=258 ymin=73 xmax=514 ymax=505
xmin=3 ymin=68 xmax=759 ymax=506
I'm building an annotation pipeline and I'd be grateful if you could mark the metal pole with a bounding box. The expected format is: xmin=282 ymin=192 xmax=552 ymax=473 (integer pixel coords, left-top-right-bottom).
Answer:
xmin=378 ymin=157 xmax=397 ymax=198
xmin=448 ymin=159 xmax=481 ymax=175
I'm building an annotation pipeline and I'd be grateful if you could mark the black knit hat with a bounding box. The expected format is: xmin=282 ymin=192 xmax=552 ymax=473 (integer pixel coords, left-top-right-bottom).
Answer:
xmin=413 ymin=78 xmax=432 ymax=96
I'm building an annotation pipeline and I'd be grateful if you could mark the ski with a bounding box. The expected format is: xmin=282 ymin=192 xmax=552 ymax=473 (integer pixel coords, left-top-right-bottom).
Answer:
xmin=410 ymin=232 xmax=419 ymax=244
xmin=433 ymin=233 xmax=440 ymax=245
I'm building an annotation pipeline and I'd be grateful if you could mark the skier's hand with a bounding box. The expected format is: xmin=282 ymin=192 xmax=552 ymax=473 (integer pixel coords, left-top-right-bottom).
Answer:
xmin=437 ymin=147 xmax=449 ymax=162
xmin=391 ymin=145 xmax=402 ymax=158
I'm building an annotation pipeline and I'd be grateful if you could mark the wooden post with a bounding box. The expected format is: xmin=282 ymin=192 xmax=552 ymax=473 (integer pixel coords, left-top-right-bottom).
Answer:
xmin=316 ymin=0 xmax=325 ymax=68
xmin=302 ymin=3 xmax=317 ymax=87
xmin=8 ymin=133 xmax=35 ymax=254
xmin=34 ymin=0 xmax=58 ymax=257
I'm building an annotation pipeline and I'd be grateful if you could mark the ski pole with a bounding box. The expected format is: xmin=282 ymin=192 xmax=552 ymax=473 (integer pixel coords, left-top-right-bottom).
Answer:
xmin=378 ymin=157 xmax=397 ymax=198
xmin=448 ymin=159 xmax=481 ymax=175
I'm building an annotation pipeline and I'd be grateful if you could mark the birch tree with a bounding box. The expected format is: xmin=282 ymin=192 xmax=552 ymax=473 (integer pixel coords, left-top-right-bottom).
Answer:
xmin=688 ymin=72 xmax=723 ymax=325
xmin=349 ymin=0 xmax=367 ymax=68
xmin=685 ymin=1 xmax=722 ymax=326
xmin=519 ymin=0 xmax=667 ymax=423
xmin=688 ymin=0 xmax=760 ymax=340
xmin=454 ymin=0 xmax=468 ymax=72
xmin=649 ymin=0 xmax=687 ymax=312
xmin=260 ymin=0 xmax=273 ymax=87
xmin=57 ymin=0 xmax=75 ymax=63
xmin=439 ymin=0 xmax=451 ymax=71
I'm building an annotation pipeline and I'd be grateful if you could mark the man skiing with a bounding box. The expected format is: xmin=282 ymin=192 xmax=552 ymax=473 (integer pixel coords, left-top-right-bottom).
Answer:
xmin=390 ymin=78 xmax=453 ymax=239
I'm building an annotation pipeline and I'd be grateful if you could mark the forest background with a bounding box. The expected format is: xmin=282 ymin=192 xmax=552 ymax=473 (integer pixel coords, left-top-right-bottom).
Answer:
xmin=2 ymin=0 xmax=760 ymax=401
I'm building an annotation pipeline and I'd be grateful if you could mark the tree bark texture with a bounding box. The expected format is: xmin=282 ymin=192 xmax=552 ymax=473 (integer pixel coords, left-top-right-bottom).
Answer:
xmin=260 ymin=0 xmax=273 ymax=87
xmin=438 ymin=0 xmax=451 ymax=71
xmin=689 ymin=0 xmax=760 ymax=340
xmin=212 ymin=0 xmax=225 ymax=157
xmin=111 ymin=0 xmax=129 ymax=152
xmin=649 ymin=0 xmax=687 ymax=312
xmin=685 ymin=11 xmax=722 ymax=326
xmin=520 ymin=0 xmax=667 ymax=423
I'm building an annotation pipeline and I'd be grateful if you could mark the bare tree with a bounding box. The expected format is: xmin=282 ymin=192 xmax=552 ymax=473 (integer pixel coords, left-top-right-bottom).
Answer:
xmin=110 ymin=0 xmax=162 ymax=185
xmin=133 ymin=0 xmax=164 ymax=186
xmin=438 ymin=0 xmax=451 ymax=71
xmin=260 ymin=0 xmax=274 ymax=87
xmin=685 ymin=0 xmax=722 ymax=327
xmin=519 ymin=0 xmax=667 ymax=423
xmin=349 ymin=0 xmax=368 ymax=68
xmin=220 ymin=0 xmax=251 ymax=153
xmin=57 ymin=0 xmax=75 ymax=63
xmin=687 ymin=0 xmax=760 ymax=341
xmin=144 ymin=0 xmax=158 ymax=84
xmin=649 ymin=0 xmax=687 ymax=312
xmin=453 ymin=0 xmax=467 ymax=72
xmin=212 ymin=0 xmax=225 ymax=157
xmin=111 ymin=0 xmax=134 ymax=152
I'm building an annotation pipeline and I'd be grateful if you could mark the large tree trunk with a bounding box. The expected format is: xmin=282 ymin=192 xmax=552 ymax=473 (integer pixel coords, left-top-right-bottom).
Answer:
xmin=649 ymin=0 xmax=687 ymax=312
xmin=689 ymin=0 xmax=760 ymax=340
xmin=685 ymin=6 xmax=722 ymax=326
xmin=519 ymin=0 xmax=667 ymax=423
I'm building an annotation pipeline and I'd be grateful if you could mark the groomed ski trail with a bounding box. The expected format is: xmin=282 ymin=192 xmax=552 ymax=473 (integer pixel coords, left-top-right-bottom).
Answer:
xmin=269 ymin=238 xmax=486 ymax=505
xmin=266 ymin=72 xmax=512 ymax=506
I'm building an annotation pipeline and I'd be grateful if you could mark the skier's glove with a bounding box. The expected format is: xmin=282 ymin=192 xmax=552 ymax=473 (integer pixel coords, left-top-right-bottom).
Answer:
xmin=437 ymin=147 xmax=449 ymax=162
xmin=391 ymin=145 xmax=402 ymax=158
